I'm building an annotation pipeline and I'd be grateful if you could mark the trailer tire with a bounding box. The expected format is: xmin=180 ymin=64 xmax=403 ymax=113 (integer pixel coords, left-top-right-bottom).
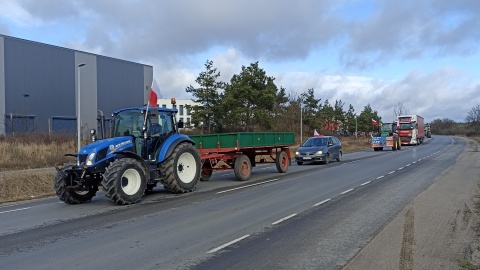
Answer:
xmin=200 ymin=165 xmax=213 ymax=182
xmin=102 ymin=158 xmax=147 ymax=205
xmin=234 ymin=154 xmax=251 ymax=181
xmin=275 ymin=151 xmax=289 ymax=173
xmin=54 ymin=169 xmax=97 ymax=204
xmin=161 ymin=143 xmax=201 ymax=193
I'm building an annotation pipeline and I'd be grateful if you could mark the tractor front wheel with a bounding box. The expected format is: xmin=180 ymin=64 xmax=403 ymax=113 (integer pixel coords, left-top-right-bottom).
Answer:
xmin=54 ymin=169 xmax=97 ymax=204
xmin=102 ymin=158 xmax=147 ymax=205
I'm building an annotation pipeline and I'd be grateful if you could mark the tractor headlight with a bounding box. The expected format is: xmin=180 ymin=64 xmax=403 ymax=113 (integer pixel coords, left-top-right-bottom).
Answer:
xmin=316 ymin=150 xmax=323 ymax=155
xmin=86 ymin=152 xmax=96 ymax=166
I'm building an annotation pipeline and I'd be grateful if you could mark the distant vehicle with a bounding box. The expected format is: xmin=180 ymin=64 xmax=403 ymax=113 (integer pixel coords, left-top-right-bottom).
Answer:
xmin=295 ymin=135 xmax=342 ymax=165
xmin=425 ymin=123 xmax=432 ymax=138
xmin=371 ymin=121 xmax=401 ymax=151
xmin=397 ymin=114 xmax=425 ymax=145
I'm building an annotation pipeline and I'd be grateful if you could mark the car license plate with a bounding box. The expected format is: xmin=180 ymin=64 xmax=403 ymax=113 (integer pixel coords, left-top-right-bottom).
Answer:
xmin=303 ymin=156 xmax=312 ymax=160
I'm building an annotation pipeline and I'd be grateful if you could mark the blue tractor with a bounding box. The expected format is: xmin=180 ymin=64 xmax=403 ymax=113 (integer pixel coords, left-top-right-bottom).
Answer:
xmin=54 ymin=101 xmax=201 ymax=205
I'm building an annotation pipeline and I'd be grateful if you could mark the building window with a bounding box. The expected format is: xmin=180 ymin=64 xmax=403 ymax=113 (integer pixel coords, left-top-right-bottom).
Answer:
xmin=180 ymin=117 xmax=184 ymax=123
xmin=179 ymin=105 xmax=184 ymax=116
xmin=162 ymin=104 xmax=167 ymax=108
xmin=186 ymin=107 xmax=190 ymax=116
xmin=186 ymin=117 xmax=191 ymax=126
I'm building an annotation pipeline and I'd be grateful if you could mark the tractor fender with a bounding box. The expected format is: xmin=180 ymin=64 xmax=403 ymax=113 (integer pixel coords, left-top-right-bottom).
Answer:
xmin=114 ymin=150 xmax=151 ymax=179
xmin=156 ymin=134 xmax=195 ymax=163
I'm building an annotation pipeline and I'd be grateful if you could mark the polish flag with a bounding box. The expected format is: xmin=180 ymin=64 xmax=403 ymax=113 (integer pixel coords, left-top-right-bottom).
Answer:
xmin=372 ymin=118 xmax=378 ymax=125
xmin=149 ymin=79 xmax=162 ymax=107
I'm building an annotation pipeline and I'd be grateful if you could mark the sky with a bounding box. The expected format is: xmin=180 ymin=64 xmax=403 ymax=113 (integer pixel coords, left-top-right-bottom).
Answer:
xmin=1 ymin=0 xmax=479 ymax=122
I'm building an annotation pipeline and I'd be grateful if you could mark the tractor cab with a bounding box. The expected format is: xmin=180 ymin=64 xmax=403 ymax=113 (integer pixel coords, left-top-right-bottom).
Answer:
xmin=377 ymin=122 xmax=398 ymax=137
xmin=109 ymin=107 xmax=178 ymax=160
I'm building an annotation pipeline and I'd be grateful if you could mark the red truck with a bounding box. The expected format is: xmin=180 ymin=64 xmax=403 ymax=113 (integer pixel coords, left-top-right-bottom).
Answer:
xmin=397 ymin=114 xmax=425 ymax=145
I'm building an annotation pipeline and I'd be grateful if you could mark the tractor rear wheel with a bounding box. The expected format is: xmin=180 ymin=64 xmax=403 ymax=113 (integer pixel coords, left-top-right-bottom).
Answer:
xmin=102 ymin=158 xmax=147 ymax=205
xmin=54 ymin=169 xmax=97 ymax=204
xmin=275 ymin=151 xmax=289 ymax=173
xmin=161 ymin=143 xmax=201 ymax=193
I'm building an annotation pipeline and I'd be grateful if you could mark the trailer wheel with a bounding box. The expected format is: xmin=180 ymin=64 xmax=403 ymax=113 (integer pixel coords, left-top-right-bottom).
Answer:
xmin=234 ymin=154 xmax=251 ymax=181
xmin=200 ymin=165 xmax=213 ymax=181
xmin=275 ymin=151 xmax=289 ymax=173
xmin=102 ymin=158 xmax=147 ymax=205
xmin=54 ymin=169 xmax=97 ymax=204
xmin=161 ymin=143 xmax=201 ymax=193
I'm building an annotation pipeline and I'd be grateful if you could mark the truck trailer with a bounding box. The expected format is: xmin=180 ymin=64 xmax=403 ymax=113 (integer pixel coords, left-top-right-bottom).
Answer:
xmin=397 ymin=114 xmax=425 ymax=145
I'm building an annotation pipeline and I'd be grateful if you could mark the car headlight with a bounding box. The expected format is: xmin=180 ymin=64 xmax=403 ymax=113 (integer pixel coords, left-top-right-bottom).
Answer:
xmin=295 ymin=151 xmax=300 ymax=155
xmin=316 ymin=150 xmax=323 ymax=155
xmin=86 ymin=152 xmax=96 ymax=166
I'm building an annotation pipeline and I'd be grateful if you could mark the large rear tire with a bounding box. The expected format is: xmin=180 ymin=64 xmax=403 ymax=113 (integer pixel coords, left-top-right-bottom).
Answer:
xmin=54 ymin=169 xmax=97 ymax=204
xmin=102 ymin=158 xmax=147 ymax=205
xmin=275 ymin=151 xmax=289 ymax=173
xmin=234 ymin=155 xmax=251 ymax=181
xmin=161 ymin=143 xmax=201 ymax=193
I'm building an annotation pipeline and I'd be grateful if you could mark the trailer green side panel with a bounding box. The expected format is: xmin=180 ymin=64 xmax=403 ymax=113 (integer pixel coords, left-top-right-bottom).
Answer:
xmin=188 ymin=132 xmax=294 ymax=149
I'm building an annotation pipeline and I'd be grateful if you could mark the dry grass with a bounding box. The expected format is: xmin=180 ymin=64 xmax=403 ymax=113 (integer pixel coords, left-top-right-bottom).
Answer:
xmin=0 ymin=133 xmax=77 ymax=171
xmin=0 ymin=171 xmax=56 ymax=204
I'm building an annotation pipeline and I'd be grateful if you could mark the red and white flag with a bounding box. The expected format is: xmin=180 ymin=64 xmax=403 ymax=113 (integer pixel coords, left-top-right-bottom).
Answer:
xmin=313 ymin=129 xmax=320 ymax=136
xmin=372 ymin=118 xmax=378 ymax=125
xmin=149 ymin=79 xmax=162 ymax=107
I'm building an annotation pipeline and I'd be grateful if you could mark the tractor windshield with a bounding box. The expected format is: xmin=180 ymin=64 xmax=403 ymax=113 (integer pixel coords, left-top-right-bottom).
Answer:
xmin=380 ymin=125 xmax=393 ymax=133
xmin=112 ymin=110 xmax=144 ymax=138
xmin=112 ymin=109 xmax=176 ymax=138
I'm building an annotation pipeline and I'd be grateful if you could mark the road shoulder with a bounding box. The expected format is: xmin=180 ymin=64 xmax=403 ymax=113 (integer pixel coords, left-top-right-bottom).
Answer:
xmin=343 ymin=137 xmax=480 ymax=270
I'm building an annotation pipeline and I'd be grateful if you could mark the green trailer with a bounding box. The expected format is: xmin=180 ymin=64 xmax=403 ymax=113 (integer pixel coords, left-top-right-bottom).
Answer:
xmin=188 ymin=132 xmax=295 ymax=181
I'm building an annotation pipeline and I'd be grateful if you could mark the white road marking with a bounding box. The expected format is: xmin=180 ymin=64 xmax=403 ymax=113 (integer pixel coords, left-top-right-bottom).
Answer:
xmin=0 ymin=207 xmax=31 ymax=214
xmin=272 ymin=213 xmax=297 ymax=225
xmin=314 ymin=198 xmax=331 ymax=206
xmin=376 ymin=176 xmax=384 ymax=179
xmin=216 ymin=179 xmax=280 ymax=194
xmin=398 ymin=167 xmax=404 ymax=170
xmin=406 ymin=164 xmax=411 ymax=166
xmin=388 ymin=171 xmax=395 ymax=175
xmin=340 ymin=188 xmax=354 ymax=195
xmin=207 ymin=234 xmax=251 ymax=253
xmin=360 ymin=181 xmax=371 ymax=186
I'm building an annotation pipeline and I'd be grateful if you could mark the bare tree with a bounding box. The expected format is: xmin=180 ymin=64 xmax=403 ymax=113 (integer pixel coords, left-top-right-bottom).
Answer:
xmin=466 ymin=104 xmax=480 ymax=133
xmin=393 ymin=102 xmax=410 ymax=118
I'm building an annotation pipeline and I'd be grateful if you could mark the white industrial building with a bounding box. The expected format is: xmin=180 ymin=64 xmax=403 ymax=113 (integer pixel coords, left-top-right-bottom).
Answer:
xmin=157 ymin=98 xmax=199 ymax=128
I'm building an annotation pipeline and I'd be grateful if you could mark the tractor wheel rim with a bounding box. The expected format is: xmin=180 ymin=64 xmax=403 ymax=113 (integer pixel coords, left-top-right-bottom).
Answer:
xmin=121 ymin=168 xmax=141 ymax=195
xmin=177 ymin=152 xmax=196 ymax=184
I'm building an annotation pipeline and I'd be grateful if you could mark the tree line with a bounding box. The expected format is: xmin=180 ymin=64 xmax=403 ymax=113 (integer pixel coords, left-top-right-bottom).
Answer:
xmin=185 ymin=60 xmax=480 ymax=139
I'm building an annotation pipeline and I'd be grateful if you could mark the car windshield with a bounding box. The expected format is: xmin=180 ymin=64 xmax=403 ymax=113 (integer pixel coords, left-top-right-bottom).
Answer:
xmin=302 ymin=137 xmax=328 ymax=147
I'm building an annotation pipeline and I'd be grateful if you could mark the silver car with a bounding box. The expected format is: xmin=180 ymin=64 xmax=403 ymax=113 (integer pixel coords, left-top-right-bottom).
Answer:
xmin=295 ymin=136 xmax=342 ymax=165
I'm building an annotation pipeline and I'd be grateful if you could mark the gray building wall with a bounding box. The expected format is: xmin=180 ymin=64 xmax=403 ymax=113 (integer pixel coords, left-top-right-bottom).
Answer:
xmin=0 ymin=36 xmax=4 ymax=135
xmin=0 ymin=35 xmax=153 ymax=136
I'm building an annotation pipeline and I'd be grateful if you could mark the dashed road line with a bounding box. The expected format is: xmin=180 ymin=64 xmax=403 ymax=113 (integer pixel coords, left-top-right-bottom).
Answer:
xmin=207 ymin=234 xmax=251 ymax=253
xmin=340 ymin=188 xmax=354 ymax=195
xmin=216 ymin=178 xmax=280 ymax=194
xmin=376 ymin=176 xmax=384 ymax=179
xmin=272 ymin=213 xmax=297 ymax=225
xmin=314 ymin=198 xmax=331 ymax=206
xmin=398 ymin=167 xmax=404 ymax=170
xmin=360 ymin=181 xmax=371 ymax=186
xmin=388 ymin=171 xmax=395 ymax=175
xmin=0 ymin=207 xmax=31 ymax=214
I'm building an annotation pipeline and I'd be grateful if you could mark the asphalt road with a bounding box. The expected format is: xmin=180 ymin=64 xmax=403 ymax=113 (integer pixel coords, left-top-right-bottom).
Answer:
xmin=0 ymin=135 xmax=463 ymax=270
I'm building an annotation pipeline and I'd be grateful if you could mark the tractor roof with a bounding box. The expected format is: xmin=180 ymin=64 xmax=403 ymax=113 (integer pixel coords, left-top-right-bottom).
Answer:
xmin=113 ymin=106 xmax=178 ymax=115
